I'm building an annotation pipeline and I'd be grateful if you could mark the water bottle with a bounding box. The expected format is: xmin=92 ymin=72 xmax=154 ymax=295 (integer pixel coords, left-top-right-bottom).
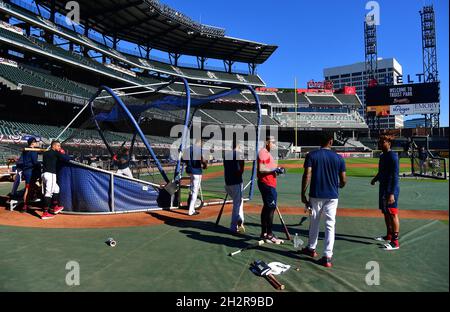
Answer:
xmin=293 ymin=233 xmax=303 ymax=249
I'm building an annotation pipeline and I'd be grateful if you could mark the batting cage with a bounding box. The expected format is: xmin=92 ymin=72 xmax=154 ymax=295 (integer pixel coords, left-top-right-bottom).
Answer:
xmin=53 ymin=78 xmax=263 ymax=214
xmin=409 ymin=136 xmax=447 ymax=180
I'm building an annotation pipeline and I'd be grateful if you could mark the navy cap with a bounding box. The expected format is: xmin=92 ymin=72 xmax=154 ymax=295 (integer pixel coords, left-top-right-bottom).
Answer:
xmin=27 ymin=137 xmax=37 ymax=146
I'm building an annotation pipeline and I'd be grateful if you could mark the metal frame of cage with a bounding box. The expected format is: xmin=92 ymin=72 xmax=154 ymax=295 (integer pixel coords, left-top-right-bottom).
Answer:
xmin=54 ymin=77 xmax=263 ymax=213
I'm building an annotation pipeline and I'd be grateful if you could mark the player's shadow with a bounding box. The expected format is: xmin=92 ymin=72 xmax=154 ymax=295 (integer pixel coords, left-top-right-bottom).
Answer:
xmin=0 ymin=195 xmax=7 ymax=204
xmin=244 ymin=221 xmax=375 ymax=246
xmin=25 ymin=207 xmax=42 ymax=219
xmin=14 ymin=206 xmax=42 ymax=219
xmin=335 ymin=233 xmax=379 ymax=242
xmin=0 ymin=196 xmax=43 ymax=219
xmin=147 ymin=211 xmax=256 ymax=249
xmin=148 ymin=212 xmax=375 ymax=264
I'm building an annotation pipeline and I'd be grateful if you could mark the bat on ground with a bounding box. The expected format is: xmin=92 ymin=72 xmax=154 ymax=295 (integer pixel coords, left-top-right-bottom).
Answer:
xmin=276 ymin=206 xmax=291 ymax=241
xmin=265 ymin=273 xmax=285 ymax=290
xmin=228 ymin=240 xmax=264 ymax=257
xmin=214 ymin=194 xmax=228 ymax=226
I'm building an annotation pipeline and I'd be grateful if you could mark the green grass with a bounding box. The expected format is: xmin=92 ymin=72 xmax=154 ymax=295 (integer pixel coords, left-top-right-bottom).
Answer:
xmin=0 ymin=216 xmax=447 ymax=292
xmin=195 ymin=174 xmax=449 ymax=210
xmin=0 ymin=157 xmax=448 ymax=292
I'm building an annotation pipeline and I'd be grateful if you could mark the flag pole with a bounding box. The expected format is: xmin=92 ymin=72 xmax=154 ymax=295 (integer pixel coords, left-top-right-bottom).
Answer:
xmin=294 ymin=77 xmax=298 ymax=156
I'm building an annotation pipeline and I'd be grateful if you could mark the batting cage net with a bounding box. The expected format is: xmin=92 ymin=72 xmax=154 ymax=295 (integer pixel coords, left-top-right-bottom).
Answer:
xmin=409 ymin=136 xmax=448 ymax=180
xmin=54 ymin=81 xmax=262 ymax=213
xmin=412 ymin=153 xmax=447 ymax=180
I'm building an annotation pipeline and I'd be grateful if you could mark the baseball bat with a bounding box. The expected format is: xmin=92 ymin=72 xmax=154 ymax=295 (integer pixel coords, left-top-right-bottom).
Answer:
xmin=228 ymin=239 xmax=264 ymax=257
xmin=215 ymin=193 xmax=228 ymax=226
xmin=276 ymin=206 xmax=291 ymax=241
xmin=265 ymin=273 xmax=285 ymax=290
xmin=23 ymin=148 xmax=47 ymax=152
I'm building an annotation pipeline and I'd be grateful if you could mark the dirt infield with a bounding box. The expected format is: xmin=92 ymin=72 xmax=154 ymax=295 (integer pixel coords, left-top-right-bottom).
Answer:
xmin=0 ymin=203 xmax=447 ymax=229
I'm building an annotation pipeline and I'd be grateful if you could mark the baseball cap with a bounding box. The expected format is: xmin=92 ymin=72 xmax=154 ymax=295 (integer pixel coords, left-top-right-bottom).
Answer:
xmin=27 ymin=137 xmax=37 ymax=146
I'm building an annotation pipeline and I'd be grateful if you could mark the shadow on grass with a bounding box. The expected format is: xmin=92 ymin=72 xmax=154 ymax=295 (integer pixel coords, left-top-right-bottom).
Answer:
xmin=149 ymin=212 xmax=376 ymax=271
xmin=148 ymin=211 xmax=256 ymax=250
xmin=243 ymin=221 xmax=376 ymax=246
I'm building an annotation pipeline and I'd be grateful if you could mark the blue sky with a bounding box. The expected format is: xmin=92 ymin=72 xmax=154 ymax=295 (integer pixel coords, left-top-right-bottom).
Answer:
xmin=162 ymin=0 xmax=449 ymax=126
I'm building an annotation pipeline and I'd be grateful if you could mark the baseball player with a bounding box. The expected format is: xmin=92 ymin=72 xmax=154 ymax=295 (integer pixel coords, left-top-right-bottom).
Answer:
xmin=223 ymin=139 xmax=245 ymax=233
xmin=20 ymin=137 xmax=40 ymax=212
xmin=186 ymin=139 xmax=207 ymax=216
xmin=371 ymin=135 xmax=400 ymax=250
xmin=300 ymin=132 xmax=347 ymax=268
xmin=257 ymin=136 xmax=286 ymax=244
xmin=41 ymin=140 xmax=70 ymax=220
xmin=418 ymin=146 xmax=428 ymax=175
xmin=114 ymin=147 xmax=133 ymax=178
xmin=8 ymin=156 xmax=23 ymax=200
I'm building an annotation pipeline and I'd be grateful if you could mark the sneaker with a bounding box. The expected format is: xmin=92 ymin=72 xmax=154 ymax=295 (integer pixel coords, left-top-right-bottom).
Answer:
xmin=317 ymin=256 xmax=333 ymax=268
xmin=383 ymin=241 xmax=400 ymax=251
xmin=188 ymin=211 xmax=200 ymax=216
xmin=299 ymin=247 xmax=318 ymax=257
xmin=237 ymin=223 xmax=246 ymax=233
xmin=41 ymin=211 xmax=55 ymax=220
xmin=265 ymin=235 xmax=284 ymax=245
xmin=374 ymin=235 xmax=391 ymax=242
xmin=51 ymin=206 xmax=64 ymax=215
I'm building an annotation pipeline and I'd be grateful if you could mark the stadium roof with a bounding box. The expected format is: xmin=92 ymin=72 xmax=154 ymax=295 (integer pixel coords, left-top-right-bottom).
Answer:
xmin=38 ymin=0 xmax=277 ymax=64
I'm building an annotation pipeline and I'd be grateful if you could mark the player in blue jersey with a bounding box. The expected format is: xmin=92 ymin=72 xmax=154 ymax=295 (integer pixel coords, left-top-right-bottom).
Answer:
xmin=186 ymin=139 xmax=207 ymax=216
xmin=300 ymin=132 xmax=347 ymax=267
xmin=418 ymin=146 xmax=428 ymax=175
xmin=223 ymin=139 xmax=245 ymax=233
xmin=21 ymin=137 xmax=40 ymax=212
xmin=371 ymin=134 xmax=400 ymax=251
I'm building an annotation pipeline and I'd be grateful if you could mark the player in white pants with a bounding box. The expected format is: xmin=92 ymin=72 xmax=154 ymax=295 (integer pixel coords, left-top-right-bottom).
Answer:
xmin=117 ymin=167 xmax=133 ymax=178
xmin=186 ymin=139 xmax=207 ymax=216
xmin=307 ymin=198 xmax=338 ymax=258
xmin=188 ymin=174 xmax=202 ymax=215
xmin=41 ymin=140 xmax=70 ymax=220
xmin=42 ymin=172 xmax=60 ymax=202
xmin=115 ymin=147 xmax=133 ymax=178
xmin=301 ymin=132 xmax=346 ymax=268
xmin=225 ymin=183 xmax=244 ymax=232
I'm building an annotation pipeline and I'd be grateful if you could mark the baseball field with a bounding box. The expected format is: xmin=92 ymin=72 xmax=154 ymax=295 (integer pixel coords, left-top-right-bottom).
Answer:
xmin=0 ymin=158 xmax=448 ymax=292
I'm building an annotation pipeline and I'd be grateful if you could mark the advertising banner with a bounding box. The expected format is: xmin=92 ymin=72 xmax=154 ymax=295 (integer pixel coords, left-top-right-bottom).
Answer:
xmin=390 ymin=103 xmax=440 ymax=115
